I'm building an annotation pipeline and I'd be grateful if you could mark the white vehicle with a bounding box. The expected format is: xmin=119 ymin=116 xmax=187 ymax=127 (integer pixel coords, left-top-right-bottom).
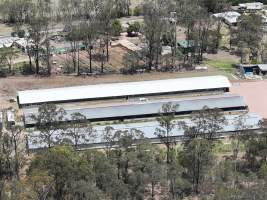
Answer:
xmin=139 ymin=98 xmax=148 ymax=102
xmin=7 ymin=110 xmax=15 ymax=126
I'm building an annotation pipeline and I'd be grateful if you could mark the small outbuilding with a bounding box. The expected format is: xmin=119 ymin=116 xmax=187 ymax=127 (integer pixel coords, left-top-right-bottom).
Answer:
xmin=239 ymin=64 xmax=267 ymax=76
xmin=7 ymin=110 xmax=15 ymax=127
xmin=0 ymin=36 xmax=19 ymax=49
xmin=239 ymin=64 xmax=259 ymax=75
xmin=257 ymin=64 xmax=267 ymax=75
xmin=177 ymin=40 xmax=200 ymax=54
xmin=13 ymin=38 xmax=34 ymax=53
xmin=238 ymin=2 xmax=263 ymax=11
xmin=213 ymin=12 xmax=241 ymax=26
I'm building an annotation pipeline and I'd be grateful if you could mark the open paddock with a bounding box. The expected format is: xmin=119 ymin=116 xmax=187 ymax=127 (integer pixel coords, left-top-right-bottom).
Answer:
xmin=52 ymin=46 xmax=129 ymax=73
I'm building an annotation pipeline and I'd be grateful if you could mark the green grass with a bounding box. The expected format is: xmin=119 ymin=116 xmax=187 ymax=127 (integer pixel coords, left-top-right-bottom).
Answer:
xmin=213 ymin=140 xmax=246 ymax=154
xmin=213 ymin=141 xmax=233 ymax=154
xmin=206 ymin=59 xmax=237 ymax=73
xmin=13 ymin=61 xmax=28 ymax=72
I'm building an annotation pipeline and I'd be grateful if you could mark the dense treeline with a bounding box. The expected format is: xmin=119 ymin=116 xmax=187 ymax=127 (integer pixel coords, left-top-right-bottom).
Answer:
xmin=0 ymin=0 xmax=265 ymax=76
xmin=1 ymin=104 xmax=267 ymax=199
xmin=1 ymin=123 xmax=267 ymax=199
xmin=0 ymin=0 xmax=232 ymax=76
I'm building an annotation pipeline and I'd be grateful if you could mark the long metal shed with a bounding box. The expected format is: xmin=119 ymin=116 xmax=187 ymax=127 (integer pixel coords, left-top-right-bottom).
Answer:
xmin=27 ymin=113 xmax=262 ymax=150
xmin=24 ymin=94 xmax=246 ymax=126
xmin=17 ymin=76 xmax=231 ymax=107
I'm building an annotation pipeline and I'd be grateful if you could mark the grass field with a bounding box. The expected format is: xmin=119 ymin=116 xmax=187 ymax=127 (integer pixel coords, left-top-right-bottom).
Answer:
xmin=206 ymin=59 xmax=238 ymax=73
xmin=213 ymin=140 xmax=245 ymax=154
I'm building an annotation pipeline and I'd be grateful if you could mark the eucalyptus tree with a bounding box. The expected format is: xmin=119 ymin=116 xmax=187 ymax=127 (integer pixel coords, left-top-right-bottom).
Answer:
xmin=80 ymin=0 xmax=100 ymax=73
xmin=231 ymin=114 xmax=252 ymax=168
xmin=114 ymin=0 xmax=131 ymax=17
xmin=155 ymin=103 xmax=178 ymax=164
xmin=102 ymin=126 xmax=116 ymax=158
xmin=66 ymin=24 xmax=83 ymax=75
xmin=108 ymin=129 xmax=144 ymax=183
xmin=142 ymin=0 xmax=169 ymax=70
xmin=121 ymin=52 xmax=140 ymax=74
xmin=179 ymin=138 xmax=214 ymax=194
xmin=22 ymin=169 xmax=54 ymax=200
xmin=136 ymin=142 xmax=165 ymax=200
xmin=9 ymin=125 xmax=24 ymax=180
xmin=64 ymin=112 xmax=95 ymax=149
xmin=176 ymin=0 xmax=199 ymax=47
xmin=58 ymin=0 xmax=83 ymax=22
xmin=200 ymin=0 xmax=230 ymax=13
xmin=31 ymin=104 xmax=66 ymax=149
xmin=27 ymin=0 xmax=51 ymax=75
xmin=244 ymin=122 xmax=267 ymax=171
xmin=181 ymin=106 xmax=226 ymax=141
xmin=201 ymin=0 xmax=229 ymax=51
xmin=27 ymin=146 xmax=97 ymax=199
xmin=235 ymin=14 xmax=264 ymax=63
xmin=0 ymin=0 xmax=33 ymax=25
xmin=0 ymin=48 xmax=19 ymax=74
xmin=59 ymin=0 xmax=84 ymax=75
xmin=39 ymin=0 xmax=54 ymax=76
xmin=179 ymin=107 xmax=226 ymax=194
xmin=96 ymin=0 xmax=115 ymax=63
xmin=0 ymin=131 xmax=13 ymax=199
xmin=5 ymin=48 xmax=20 ymax=74
xmin=84 ymin=150 xmax=127 ymax=199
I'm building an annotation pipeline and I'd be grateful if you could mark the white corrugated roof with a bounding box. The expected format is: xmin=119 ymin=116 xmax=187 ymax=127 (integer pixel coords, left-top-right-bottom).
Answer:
xmin=258 ymin=64 xmax=267 ymax=71
xmin=239 ymin=2 xmax=263 ymax=10
xmin=213 ymin=12 xmax=241 ymax=24
xmin=7 ymin=110 xmax=15 ymax=122
xmin=0 ymin=36 xmax=19 ymax=49
xmin=18 ymin=76 xmax=231 ymax=105
xmin=117 ymin=39 xmax=142 ymax=52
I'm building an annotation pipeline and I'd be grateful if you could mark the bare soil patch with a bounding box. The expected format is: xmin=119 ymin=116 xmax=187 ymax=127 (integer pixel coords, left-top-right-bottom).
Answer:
xmin=205 ymin=50 xmax=240 ymax=63
xmin=52 ymin=46 xmax=129 ymax=73
xmin=231 ymin=80 xmax=267 ymax=118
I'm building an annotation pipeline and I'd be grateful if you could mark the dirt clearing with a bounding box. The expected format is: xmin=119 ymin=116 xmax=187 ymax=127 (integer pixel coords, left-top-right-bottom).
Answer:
xmin=231 ymin=81 xmax=267 ymax=119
